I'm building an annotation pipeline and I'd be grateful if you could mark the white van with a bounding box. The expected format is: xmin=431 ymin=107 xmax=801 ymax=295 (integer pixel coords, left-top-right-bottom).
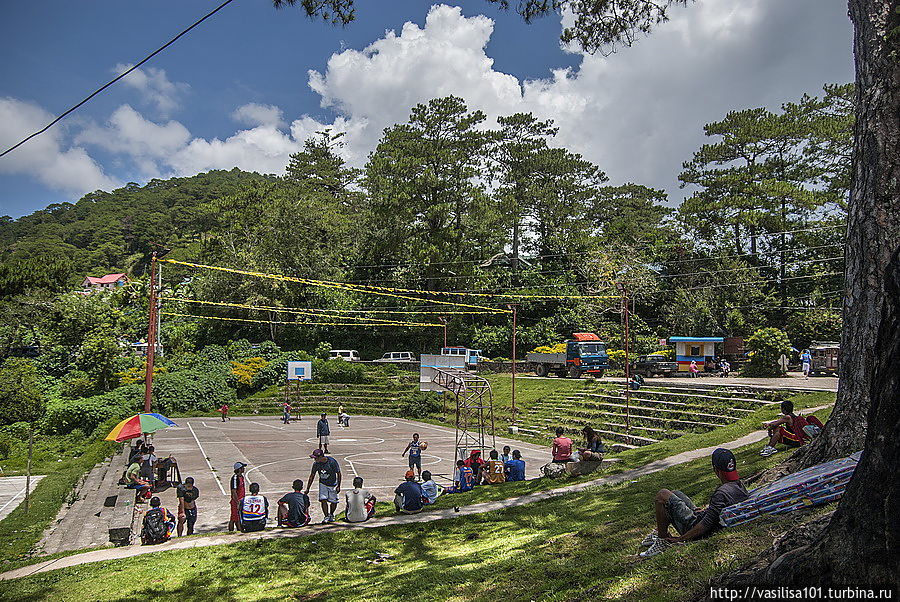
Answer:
xmin=374 ymin=351 xmax=417 ymax=363
xmin=329 ymin=349 xmax=360 ymax=362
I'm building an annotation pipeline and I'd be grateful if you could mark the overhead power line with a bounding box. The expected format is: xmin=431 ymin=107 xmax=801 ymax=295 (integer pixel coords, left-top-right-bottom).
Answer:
xmin=0 ymin=0 xmax=236 ymax=158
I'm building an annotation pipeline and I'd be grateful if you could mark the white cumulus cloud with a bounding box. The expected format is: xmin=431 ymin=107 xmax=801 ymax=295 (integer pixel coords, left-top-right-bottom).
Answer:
xmin=0 ymin=97 xmax=117 ymax=197
xmin=114 ymin=63 xmax=189 ymax=116
xmin=232 ymin=103 xmax=286 ymax=129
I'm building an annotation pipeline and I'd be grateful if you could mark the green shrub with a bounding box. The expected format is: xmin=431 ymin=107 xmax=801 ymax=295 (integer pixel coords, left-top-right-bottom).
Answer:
xmin=313 ymin=358 xmax=368 ymax=384
xmin=153 ymin=369 xmax=235 ymax=414
xmin=606 ymin=349 xmax=626 ymax=368
xmin=60 ymin=370 xmax=97 ymax=399
xmin=44 ymin=386 xmax=141 ymax=435
xmin=398 ymin=391 xmax=441 ymax=419
xmin=743 ymin=327 xmax=792 ymax=377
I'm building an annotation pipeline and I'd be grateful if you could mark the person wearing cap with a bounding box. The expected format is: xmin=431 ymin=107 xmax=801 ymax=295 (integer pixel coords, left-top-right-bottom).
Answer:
xmin=394 ymin=470 xmax=424 ymax=514
xmin=305 ymin=449 xmax=341 ymax=523
xmin=229 ymin=462 xmax=247 ymax=532
xmin=316 ymin=413 xmax=331 ymax=454
xmin=639 ymin=448 xmax=749 ymax=558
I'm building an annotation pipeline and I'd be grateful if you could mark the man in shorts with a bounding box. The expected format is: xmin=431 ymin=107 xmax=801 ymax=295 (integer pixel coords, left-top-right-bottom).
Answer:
xmin=316 ymin=413 xmax=331 ymax=454
xmin=401 ymin=432 xmax=423 ymax=480
xmin=759 ymin=400 xmax=824 ymax=457
xmin=305 ymin=449 xmax=341 ymax=523
xmin=639 ymin=448 xmax=749 ymax=558
xmin=278 ymin=479 xmax=311 ymax=528
xmin=176 ymin=476 xmax=200 ymax=536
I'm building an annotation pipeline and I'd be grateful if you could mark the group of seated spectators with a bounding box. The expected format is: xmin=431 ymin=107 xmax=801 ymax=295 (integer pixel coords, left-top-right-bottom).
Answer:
xmin=552 ymin=426 xmax=607 ymax=463
xmin=123 ymin=439 xmax=180 ymax=498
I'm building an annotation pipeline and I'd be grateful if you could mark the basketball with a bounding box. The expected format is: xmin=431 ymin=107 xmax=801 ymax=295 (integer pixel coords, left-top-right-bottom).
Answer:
xmin=420 ymin=442 xmax=428 ymax=451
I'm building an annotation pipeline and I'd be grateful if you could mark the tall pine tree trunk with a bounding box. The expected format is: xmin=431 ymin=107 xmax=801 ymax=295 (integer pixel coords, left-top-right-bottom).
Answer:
xmin=728 ymin=0 xmax=900 ymax=586
xmin=791 ymin=0 xmax=900 ymax=468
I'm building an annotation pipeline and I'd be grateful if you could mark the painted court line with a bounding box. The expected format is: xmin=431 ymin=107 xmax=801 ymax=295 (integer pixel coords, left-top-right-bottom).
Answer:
xmin=251 ymin=421 xmax=285 ymax=431
xmin=188 ymin=422 xmax=227 ymax=496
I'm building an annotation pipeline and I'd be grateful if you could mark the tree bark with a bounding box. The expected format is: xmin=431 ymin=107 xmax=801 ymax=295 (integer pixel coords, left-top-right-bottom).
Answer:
xmin=791 ymin=0 xmax=900 ymax=467
xmin=718 ymin=0 xmax=900 ymax=586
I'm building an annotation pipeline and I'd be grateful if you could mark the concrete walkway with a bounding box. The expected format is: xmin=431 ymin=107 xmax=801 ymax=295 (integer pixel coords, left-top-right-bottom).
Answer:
xmin=0 ymin=427 xmax=779 ymax=582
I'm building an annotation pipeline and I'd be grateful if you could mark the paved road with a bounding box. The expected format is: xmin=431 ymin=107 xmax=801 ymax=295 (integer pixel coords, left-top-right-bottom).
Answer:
xmin=0 ymin=475 xmax=44 ymax=522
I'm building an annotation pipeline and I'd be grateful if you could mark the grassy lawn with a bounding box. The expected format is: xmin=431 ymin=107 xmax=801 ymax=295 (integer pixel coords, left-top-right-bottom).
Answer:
xmin=0 ymin=436 xmax=117 ymax=569
xmin=0 ymin=438 xmax=832 ymax=602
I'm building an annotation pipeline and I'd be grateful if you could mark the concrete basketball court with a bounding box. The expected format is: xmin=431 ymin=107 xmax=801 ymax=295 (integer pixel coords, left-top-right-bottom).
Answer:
xmin=147 ymin=415 xmax=550 ymax=531
xmin=0 ymin=475 xmax=45 ymax=522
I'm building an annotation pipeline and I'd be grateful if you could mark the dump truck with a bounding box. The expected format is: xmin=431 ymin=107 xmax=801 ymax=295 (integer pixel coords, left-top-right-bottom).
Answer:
xmin=526 ymin=333 xmax=610 ymax=378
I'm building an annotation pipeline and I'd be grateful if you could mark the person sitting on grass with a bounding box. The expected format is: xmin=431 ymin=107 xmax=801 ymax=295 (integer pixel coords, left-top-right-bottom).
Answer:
xmin=759 ymin=400 xmax=826 ymax=457
xmin=278 ymin=479 xmax=311 ymax=528
xmin=552 ymin=427 xmax=574 ymax=463
xmin=580 ymin=426 xmax=607 ymax=462
xmin=345 ymin=477 xmax=377 ymax=522
xmin=499 ymin=445 xmax=512 ymax=465
xmin=504 ymin=450 xmax=526 ymax=482
xmin=448 ymin=460 xmax=476 ymax=493
xmin=141 ymin=496 xmax=175 ymax=545
xmin=420 ymin=470 xmax=442 ymax=504
xmin=639 ymin=448 xmax=749 ymax=558
xmin=482 ymin=450 xmax=506 ymax=485
xmin=239 ymin=482 xmax=269 ymax=532
xmin=394 ymin=470 xmax=424 ymax=514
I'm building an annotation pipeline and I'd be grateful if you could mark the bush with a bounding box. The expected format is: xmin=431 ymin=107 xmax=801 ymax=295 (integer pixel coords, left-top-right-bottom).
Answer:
xmin=230 ymin=357 xmax=269 ymax=390
xmin=398 ymin=392 xmax=442 ymax=419
xmin=153 ymin=369 xmax=235 ymax=414
xmin=606 ymin=349 xmax=626 ymax=368
xmin=743 ymin=327 xmax=792 ymax=377
xmin=313 ymin=359 xmax=368 ymax=384
xmin=314 ymin=342 xmax=332 ymax=360
xmin=0 ymin=358 xmax=46 ymax=426
xmin=60 ymin=370 xmax=97 ymax=399
xmin=44 ymin=386 xmax=141 ymax=435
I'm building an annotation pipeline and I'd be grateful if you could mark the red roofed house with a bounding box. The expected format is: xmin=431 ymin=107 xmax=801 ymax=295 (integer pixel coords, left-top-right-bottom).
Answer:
xmin=82 ymin=273 xmax=129 ymax=291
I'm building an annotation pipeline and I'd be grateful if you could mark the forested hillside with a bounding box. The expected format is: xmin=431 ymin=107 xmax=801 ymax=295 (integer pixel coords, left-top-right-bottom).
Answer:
xmin=0 ymin=87 xmax=850 ymax=363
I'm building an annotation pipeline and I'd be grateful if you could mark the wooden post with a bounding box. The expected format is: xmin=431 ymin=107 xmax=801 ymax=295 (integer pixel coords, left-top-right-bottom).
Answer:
xmin=508 ymin=304 xmax=517 ymax=425
xmin=25 ymin=423 xmax=33 ymax=514
xmin=143 ymin=252 xmax=159 ymax=414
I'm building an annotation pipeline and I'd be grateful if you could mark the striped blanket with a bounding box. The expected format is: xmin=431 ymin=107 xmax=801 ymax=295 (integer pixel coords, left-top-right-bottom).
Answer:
xmin=720 ymin=451 xmax=862 ymax=527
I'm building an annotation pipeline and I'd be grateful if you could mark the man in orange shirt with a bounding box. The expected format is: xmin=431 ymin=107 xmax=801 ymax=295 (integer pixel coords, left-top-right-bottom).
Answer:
xmin=482 ymin=450 xmax=506 ymax=485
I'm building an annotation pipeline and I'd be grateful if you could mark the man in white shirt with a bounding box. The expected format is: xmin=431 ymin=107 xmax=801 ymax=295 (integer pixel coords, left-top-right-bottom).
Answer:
xmin=344 ymin=477 xmax=376 ymax=522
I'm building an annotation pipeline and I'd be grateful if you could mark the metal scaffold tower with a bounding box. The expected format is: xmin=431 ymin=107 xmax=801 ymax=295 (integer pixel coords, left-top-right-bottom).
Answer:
xmin=430 ymin=367 xmax=496 ymax=461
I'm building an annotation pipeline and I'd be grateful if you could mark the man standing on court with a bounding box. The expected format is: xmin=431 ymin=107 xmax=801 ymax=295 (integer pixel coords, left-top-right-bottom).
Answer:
xmin=229 ymin=462 xmax=247 ymax=532
xmin=316 ymin=413 xmax=331 ymax=454
xmin=305 ymin=449 xmax=341 ymax=523
xmin=401 ymin=432 xmax=423 ymax=480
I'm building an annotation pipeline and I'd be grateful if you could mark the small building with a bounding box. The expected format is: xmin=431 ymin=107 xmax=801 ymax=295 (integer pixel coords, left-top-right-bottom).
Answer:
xmin=82 ymin=273 xmax=129 ymax=291
xmin=668 ymin=337 xmax=724 ymax=372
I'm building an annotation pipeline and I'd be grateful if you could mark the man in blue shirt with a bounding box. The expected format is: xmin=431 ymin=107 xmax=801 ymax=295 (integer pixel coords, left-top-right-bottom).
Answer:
xmin=505 ymin=450 xmax=526 ymax=482
xmin=316 ymin=413 xmax=331 ymax=454
xmin=393 ymin=470 xmax=424 ymax=514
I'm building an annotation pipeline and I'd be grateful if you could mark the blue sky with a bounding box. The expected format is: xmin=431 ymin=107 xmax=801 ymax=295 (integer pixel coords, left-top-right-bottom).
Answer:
xmin=0 ymin=0 xmax=853 ymax=218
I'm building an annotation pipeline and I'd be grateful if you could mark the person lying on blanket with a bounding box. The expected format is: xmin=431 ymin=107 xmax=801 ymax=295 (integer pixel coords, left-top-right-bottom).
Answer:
xmin=638 ymin=448 xmax=749 ymax=558
xmin=759 ymin=400 xmax=825 ymax=457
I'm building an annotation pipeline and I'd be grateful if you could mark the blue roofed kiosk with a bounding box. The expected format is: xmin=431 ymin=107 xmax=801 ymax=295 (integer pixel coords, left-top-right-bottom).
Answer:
xmin=668 ymin=337 xmax=724 ymax=373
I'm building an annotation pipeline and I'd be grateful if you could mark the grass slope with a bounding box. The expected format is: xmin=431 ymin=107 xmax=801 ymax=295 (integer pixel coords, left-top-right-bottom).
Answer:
xmin=1 ymin=439 xmax=831 ymax=602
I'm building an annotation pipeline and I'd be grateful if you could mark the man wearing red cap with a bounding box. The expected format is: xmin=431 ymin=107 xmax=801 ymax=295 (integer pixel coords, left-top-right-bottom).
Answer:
xmin=639 ymin=448 xmax=749 ymax=558
xmin=393 ymin=470 xmax=424 ymax=514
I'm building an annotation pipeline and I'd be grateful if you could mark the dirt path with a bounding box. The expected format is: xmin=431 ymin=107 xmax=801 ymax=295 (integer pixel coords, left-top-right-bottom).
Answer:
xmin=0 ymin=424 xmax=790 ymax=582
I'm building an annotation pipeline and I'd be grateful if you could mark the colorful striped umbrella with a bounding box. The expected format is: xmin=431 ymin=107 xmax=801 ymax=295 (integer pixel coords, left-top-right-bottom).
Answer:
xmin=105 ymin=413 xmax=178 ymax=442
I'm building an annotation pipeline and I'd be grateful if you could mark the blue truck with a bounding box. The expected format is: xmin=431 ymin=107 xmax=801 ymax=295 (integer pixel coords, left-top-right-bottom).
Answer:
xmin=526 ymin=333 xmax=610 ymax=378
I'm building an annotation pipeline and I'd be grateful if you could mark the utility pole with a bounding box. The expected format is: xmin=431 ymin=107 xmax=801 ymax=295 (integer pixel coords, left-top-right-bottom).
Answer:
xmin=508 ymin=304 xmax=518 ymax=426
xmin=617 ymin=282 xmax=631 ymax=431
xmin=143 ymin=251 xmax=159 ymax=414
xmin=440 ymin=316 xmax=448 ymax=348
